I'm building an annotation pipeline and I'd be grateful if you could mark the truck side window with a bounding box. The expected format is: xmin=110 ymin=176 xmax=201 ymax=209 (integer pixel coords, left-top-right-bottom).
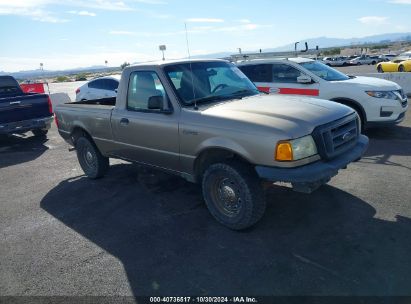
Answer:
xmin=127 ymin=71 xmax=166 ymax=111
xmin=272 ymin=64 xmax=302 ymax=83
xmin=239 ymin=64 xmax=272 ymax=82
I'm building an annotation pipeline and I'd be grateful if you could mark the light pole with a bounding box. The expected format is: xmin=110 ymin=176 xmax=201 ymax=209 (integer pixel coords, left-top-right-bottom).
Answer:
xmin=159 ymin=45 xmax=166 ymax=61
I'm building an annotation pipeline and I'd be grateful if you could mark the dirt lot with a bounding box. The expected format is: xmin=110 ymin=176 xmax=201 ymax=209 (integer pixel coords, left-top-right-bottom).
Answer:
xmin=0 ymin=106 xmax=410 ymax=297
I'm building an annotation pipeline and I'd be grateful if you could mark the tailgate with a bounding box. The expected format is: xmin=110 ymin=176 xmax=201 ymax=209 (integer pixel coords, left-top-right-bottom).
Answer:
xmin=0 ymin=94 xmax=51 ymax=124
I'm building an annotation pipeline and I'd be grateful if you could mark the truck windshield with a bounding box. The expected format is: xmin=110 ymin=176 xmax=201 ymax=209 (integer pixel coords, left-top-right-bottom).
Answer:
xmin=164 ymin=61 xmax=259 ymax=106
xmin=299 ymin=61 xmax=350 ymax=81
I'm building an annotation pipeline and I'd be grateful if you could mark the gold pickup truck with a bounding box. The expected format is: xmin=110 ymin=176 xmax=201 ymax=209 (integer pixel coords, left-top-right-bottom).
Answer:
xmin=55 ymin=59 xmax=368 ymax=230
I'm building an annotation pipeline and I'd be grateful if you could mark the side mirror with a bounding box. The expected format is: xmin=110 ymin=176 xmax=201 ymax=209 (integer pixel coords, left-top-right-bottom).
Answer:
xmin=297 ymin=75 xmax=313 ymax=84
xmin=148 ymin=95 xmax=164 ymax=110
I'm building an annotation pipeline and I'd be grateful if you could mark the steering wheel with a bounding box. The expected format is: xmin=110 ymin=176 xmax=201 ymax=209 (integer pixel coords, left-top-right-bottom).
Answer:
xmin=211 ymin=84 xmax=229 ymax=93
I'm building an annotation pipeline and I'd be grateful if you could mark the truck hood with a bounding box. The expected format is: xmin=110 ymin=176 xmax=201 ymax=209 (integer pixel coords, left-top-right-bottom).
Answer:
xmin=199 ymin=94 xmax=354 ymax=138
xmin=332 ymin=76 xmax=401 ymax=90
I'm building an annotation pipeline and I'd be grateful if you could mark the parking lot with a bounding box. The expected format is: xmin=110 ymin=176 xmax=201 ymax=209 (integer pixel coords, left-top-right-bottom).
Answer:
xmin=1 ymin=84 xmax=411 ymax=298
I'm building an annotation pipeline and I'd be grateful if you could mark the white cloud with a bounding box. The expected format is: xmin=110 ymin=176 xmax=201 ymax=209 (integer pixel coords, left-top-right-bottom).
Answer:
xmin=237 ymin=19 xmax=251 ymax=23
xmin=358 ymin=16 xmax=389 ymax=25
xmin=389 ymin=0 xmax=411 ymax=4
xmin=132 ymin=0 xmax=167 ymax=4
xmin=186 ymin=18 xmax=224 ymax=23
xmin=0 ymin=6 xmax=68 ymax=23
xmin=68 ymin=10 xmax=96 ymax=16
xmin=65 ymin=0 xmax=134 ymax=11
xmin=0 ymin=1 xmax=69 ymax=22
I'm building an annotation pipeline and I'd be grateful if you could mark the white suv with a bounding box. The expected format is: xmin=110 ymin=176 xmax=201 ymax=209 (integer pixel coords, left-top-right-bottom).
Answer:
xmin=237 ymin=58 xmax=408 ymax=129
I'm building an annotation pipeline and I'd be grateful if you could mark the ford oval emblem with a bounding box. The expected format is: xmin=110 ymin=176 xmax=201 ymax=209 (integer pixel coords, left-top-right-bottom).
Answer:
xmin=342 ymin=132 xmax=352 ymax=141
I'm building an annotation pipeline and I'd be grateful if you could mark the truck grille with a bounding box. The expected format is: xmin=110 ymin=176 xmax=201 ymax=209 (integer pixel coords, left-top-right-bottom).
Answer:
xmin=312 ymin=113 xmax=359 ymax=160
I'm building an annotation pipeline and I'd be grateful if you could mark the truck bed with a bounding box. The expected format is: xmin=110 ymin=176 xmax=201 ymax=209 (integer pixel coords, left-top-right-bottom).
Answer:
xmin=56 ymin=98 xmax=115 ymax=143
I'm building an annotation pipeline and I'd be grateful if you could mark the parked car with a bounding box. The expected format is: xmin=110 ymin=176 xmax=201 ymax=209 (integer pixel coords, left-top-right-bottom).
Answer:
xmin=379 ymin=54 xmax=397 ymax=62
xmin=0 ymin=76 xmax=53 ymax=137
xmin=55 ymin=59 xmax=369 ymax=230
xmin=349 ymin=55 xmax=379 ymax=65
xmin=377 ymin=52 xmax=411 ymax=72
xmin=75 ymin=75 xmax=121 ymax=102
xmin=237 ymin=57 xmax=408 ymax=130
xmin=322 ymin=57 xmax=349 ymax=67
xmin=377 ymin=58 xmax=411 ymax=73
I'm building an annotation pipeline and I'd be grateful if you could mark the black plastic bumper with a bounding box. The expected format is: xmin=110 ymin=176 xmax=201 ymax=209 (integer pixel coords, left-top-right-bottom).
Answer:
xmin=0 ymin=116 xmax=53 ymax=135
xmin=255 ymin=135 xmax=369 ymax=193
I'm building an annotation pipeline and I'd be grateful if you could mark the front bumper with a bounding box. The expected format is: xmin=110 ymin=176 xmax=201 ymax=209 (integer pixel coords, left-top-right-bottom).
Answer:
xmin=0 ymin=116 xmax=53 ymax=135
xmin=255 ymin=135 xmax=369 ymax=193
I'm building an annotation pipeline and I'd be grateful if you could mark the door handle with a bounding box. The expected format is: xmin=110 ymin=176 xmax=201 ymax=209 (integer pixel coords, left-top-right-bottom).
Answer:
xmin=120 ymin=118 xmax=129 ymax=125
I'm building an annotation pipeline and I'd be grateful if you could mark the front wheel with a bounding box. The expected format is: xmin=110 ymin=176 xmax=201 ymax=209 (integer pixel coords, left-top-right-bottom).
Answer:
xmin=398 ymin=65 xmax=405 ymax=72
xmin=202 ymin=161 xmax=266 ymax=230
xmin=377 ymin=65 xmax=384 ymax=73
xmin=76 ymin=136 xmax=109 ymax=179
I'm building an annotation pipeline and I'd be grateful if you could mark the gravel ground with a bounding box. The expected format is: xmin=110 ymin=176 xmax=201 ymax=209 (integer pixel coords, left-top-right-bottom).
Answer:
xmin=0 ymin=94 xmax=410 ymax=298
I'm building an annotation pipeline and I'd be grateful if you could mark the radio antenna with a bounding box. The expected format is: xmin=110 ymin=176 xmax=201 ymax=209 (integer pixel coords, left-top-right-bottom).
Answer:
xmin=184 ymin=22 xmax=198 ymax=110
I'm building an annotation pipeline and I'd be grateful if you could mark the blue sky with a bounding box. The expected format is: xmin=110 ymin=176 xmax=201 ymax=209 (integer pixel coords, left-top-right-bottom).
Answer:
xmin=0 ymin=0 xmax=410 ymax=72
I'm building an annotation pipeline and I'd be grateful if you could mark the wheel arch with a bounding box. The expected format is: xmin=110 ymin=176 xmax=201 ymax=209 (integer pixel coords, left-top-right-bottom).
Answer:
xmin=70 ymin=125 xmax=94 ymax=146
xmin=193 ymin=146 xmax=253 ymax=183
xmin=330 ymin=97 xmax=367 ymax=123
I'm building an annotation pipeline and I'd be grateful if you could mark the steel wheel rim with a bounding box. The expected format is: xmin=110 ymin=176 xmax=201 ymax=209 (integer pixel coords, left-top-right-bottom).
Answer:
xmin=210 ymin=175 xmax=242 ymax=217
xmin=81 ymin=145 xmax=96 ymax=170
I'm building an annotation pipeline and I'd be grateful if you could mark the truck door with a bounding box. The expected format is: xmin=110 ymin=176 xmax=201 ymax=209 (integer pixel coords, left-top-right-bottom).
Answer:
xmin=110 ymin=71 xmax=180 ymax=171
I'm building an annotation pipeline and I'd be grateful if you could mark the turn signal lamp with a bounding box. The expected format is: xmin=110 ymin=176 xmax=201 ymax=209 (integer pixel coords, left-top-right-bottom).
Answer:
xmin=275 ymin=142 xmax=293 ymax=161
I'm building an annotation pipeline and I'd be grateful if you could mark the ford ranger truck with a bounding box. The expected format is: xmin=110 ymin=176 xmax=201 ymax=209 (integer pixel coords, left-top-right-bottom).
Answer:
xmin=0 ymin=76 xmax=53 ymax=137
xmin=55 ymin=59 xmax=369 ymax=230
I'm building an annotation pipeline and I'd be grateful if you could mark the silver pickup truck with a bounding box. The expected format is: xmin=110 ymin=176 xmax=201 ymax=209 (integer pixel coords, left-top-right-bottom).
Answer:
xmin=55 ymin=59 xmax=369 ymax=230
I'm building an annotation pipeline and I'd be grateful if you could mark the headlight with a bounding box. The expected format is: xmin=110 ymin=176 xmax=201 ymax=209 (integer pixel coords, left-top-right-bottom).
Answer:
xmin=275 ymin=135 xmax=318 ymax=161
xmin=366 ymin=91 xmax=398 ymax=100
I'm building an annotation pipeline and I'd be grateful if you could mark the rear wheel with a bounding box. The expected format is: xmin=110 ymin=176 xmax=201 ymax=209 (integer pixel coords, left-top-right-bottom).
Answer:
xmin=32 ymin=129 xmax=48 ymax=137
xmin=357 ymin=62 xmax=362 ymax=66
xmin=202 ymin=161 xmax=266 ymax=230
xmin=398 ymin=65 xmax=405 ymax=72
xmin=76 ymin=136 xmax=109 ymax=179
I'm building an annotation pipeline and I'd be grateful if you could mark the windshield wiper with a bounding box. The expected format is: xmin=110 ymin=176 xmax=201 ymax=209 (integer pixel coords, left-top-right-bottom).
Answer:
xmin=186 ymin=90 xmax=258 ymax=107
xmin=187 ymin=95 xmax=232 ymax=106
xmin=230 ymin=89 xmax=259 ymax=97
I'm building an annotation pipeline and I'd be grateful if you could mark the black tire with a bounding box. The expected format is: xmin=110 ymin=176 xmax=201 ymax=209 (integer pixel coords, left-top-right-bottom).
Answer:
xmin=32 ymin=129 xmax=48 ymax=137
xmin=202 ymin=161 xmax=266 ymax=230
xmin=353 ymin=109 xmax=364 ymax=133
xmin=371 ymin=61 xmax=376 ymax=65
xmin=398 ymin=65 xmax=405 ymax=72
xmin=357 ymin=62 xmax=362 ymax=66
xmin=377 ymin=65 xmax=384 ymax=73
xmin=76 ymin=136 xmax=109 ymax=179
